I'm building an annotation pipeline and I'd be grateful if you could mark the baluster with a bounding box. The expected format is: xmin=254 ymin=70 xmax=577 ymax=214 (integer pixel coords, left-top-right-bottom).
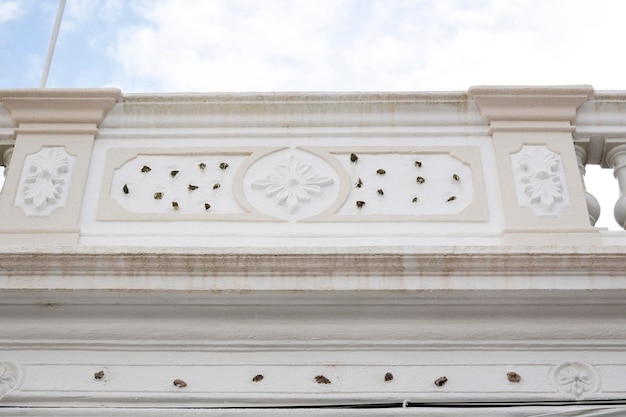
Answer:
xmin=574 ymin=145 xmax=601 ymax=226
xmin=605 ymin=144 xmax=626 ymax=229
xmin=3 ymin=146 xmax=13 ymax=178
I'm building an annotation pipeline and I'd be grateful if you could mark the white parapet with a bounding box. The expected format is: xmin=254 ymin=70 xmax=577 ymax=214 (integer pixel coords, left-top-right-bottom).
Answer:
xmin=0 ymin=86 xmax=607 ymax=247
xmin=0 ymin=87 xmax=626 ymax=415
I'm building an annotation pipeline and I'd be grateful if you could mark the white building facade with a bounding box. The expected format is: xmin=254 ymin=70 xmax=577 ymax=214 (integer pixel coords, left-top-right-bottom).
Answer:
xmin=0 ymin=86 xmax=625 ymax=416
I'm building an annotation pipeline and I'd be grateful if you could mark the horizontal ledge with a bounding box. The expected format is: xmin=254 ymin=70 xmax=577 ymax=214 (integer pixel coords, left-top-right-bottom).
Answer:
xmin=489 ymin=120 xmax=575 ymax=133
xmin=468 ymin=85 xmax=594 ymax=97
xmin=2 ymin=396 xmax=622 ymax=409
xmin=0 ymin=88 xmax=122 ymax=99
xmin=15 ymin=124 xmax=98 ymax=135
xmin=96 ymin=126 xmax=491 ymax=138
xmin=118 ymin=91 xmax=470 ymax=103
xmin=2 ymin=245 xmax=626 ymax=270
xmin=0 ymin=406 xmax=623 ymax=417
xmin=1 ymin=246 xmax=626 ymax=294
xmin=4 ymin=288 xmax=626 ymax=306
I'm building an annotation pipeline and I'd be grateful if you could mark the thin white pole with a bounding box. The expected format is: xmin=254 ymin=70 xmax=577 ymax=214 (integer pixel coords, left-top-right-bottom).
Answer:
xmin=39 ymin=0 xmax=67 ymax=88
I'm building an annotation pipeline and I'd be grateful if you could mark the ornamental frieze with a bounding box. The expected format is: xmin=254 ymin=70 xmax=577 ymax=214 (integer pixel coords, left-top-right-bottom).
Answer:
xmin=100 ymin=146 xmax=486 ymax=223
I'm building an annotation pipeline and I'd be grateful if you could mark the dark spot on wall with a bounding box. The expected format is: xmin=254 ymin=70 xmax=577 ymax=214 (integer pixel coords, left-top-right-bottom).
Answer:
xmin=434 ymin=376 xmax=448 ymax=387
xmin=315 ymin=375 xmax=331 ymax=384
xmin=507 ymin=372 xmax=521 ymax=383
xmin=173 ymin=379 xmax=187 ymax=388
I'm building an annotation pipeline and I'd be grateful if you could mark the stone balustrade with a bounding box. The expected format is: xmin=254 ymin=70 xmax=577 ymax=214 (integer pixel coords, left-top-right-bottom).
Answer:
xmin=2 ymin=86 xmax=626 ymax=247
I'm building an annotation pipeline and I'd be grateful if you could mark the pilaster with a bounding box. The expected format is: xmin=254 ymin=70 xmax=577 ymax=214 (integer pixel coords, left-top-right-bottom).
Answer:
xmin=469 ymin=86 xmax=599 ymax=245
xmin=0 ymin=89 xmax=120 ymax=245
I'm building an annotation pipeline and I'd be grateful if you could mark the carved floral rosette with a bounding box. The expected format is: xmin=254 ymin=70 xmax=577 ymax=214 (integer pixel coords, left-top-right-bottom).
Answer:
xmin=0 ymin=361 xmax=20 ymax=400
xmin=244 ymin=149 xmax=340 ymax=221
xmin=251 ymin=155 xmax=334 ymax=213
xmin=549 ymin=362 xmax=600 ymax=399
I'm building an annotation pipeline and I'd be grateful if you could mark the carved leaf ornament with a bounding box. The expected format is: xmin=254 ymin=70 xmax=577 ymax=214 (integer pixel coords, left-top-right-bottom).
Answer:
xmin=252 ymin=156 xmax=333 ymax=212
xmin=519 ymin=147 xmax=564 ymax=209
xmin=22 ymin=148 xmax=71 ymax=213
xmin=512 ymin=145 xmax=569 ymax=216
xmin=0 ymin=362 xmax=19 ymax=399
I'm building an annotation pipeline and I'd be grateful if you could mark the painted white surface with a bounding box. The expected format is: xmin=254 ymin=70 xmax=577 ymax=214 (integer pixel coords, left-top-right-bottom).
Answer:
xmin=0 ymin=87 xmax=625 ymax=414
xmin=112 ymin=153 xmax=246 ymax=214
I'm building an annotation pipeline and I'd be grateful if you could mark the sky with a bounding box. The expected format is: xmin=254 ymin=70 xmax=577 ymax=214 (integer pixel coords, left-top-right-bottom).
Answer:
xmin=4 ymin=0 xmax=626 ymax=91
xmin=0 ymin=0 xmax=623 ymax=228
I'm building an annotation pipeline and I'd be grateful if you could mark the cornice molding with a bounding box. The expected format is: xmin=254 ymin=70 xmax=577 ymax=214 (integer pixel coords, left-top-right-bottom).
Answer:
xmin=469 ymin=85 xmax=593 ymax=124
xmin=1 ymin=246 xmax=626 ymax=298
xmin=0 ymin=88 xmax=121 ymax=133
xmin=100 ymin=91 xmax=485 ymax=129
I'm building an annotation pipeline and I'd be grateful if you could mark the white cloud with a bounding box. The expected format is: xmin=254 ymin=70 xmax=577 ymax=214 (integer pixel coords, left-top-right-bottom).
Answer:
xmin=64 ymin=0 xmax=125 ymax=28
xmin=110 ymin=0 xmax=356 ymax=91
xmin=0 ymin=0 xmax=23 ymax=23
xmin=106 ymin=0 xmax=626 ymax=92
xmin=425 ymin=0 xmax=626 ymax=90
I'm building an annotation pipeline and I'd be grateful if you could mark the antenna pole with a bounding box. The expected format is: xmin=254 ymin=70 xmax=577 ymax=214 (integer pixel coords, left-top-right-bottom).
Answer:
xmin=40 ymin=0 xmax=67 ymax=88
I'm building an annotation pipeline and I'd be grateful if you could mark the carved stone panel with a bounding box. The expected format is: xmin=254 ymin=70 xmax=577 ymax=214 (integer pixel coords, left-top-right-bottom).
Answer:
xmin=331 ymin=150 xmax=475 ymax=218
xmin=110 ymin=154 xmax=246 ymax=215
xmin=99 ymin=146 xmax=487 ymax=223
xmin=511 ymin=145 xmax=570 ymax=216
xmin=14 ymin=147 xmax=74 ymax=216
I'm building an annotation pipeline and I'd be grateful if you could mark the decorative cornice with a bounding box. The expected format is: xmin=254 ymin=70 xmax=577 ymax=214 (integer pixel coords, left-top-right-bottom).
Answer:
xmin=0 ymin=88 xmax=121 ymax=134
xmin=469 ymin=85 xmax=593 ymax=130
xmin=100 ymin=91 xmax=485 ymax=130
xmin=1 ymin=246 xmax=626 ymax=296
